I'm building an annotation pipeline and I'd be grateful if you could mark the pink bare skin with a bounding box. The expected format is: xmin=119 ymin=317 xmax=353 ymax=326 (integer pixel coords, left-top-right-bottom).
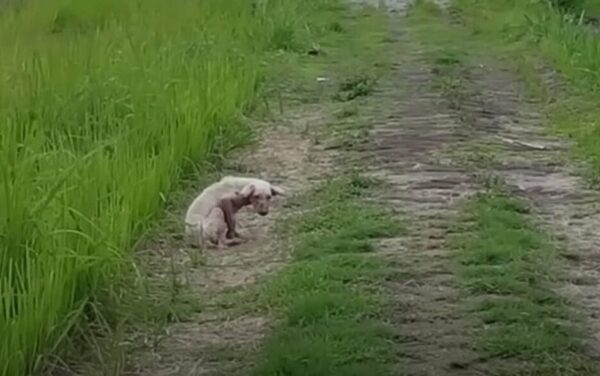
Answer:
xmin=219 ymin=191 xmax=252 ymax=242
xmin=202 ymin=182 xmax=285 ymax=249
xmin=203 ymin=191 xmax=252 ymax=249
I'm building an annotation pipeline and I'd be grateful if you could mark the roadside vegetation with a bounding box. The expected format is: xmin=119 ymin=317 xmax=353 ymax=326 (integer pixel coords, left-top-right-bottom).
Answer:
xmin=0 ymin=0 xmax=347 ymax=374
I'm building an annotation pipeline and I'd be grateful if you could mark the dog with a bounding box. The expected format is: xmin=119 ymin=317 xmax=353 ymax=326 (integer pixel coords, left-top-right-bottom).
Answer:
xmin=185 ymin=176 xmax=285 ymax=248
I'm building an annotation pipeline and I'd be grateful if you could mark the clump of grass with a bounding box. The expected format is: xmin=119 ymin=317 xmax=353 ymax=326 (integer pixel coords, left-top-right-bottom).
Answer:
xmin=328 ymin=20 xmax=345 ymax=33
xmin=549 ymin=0 xmax=586 ymax=13
xmin=428 ymin=48 xmax=475 ymax=110
xmin=409 ymin=0 xmax=444 ymax=16
xmin=334 ymin=104 xmax=359 ymax=119
xmin=253 ymin=174 xmax=403 ymax=376
xmin=0 ymin=0 xmax=342 ymax=374
xmin=443 ymin=141 xmax=500 ymax=168
xmin=452 ymin=190 xmax=597 ymax=374
xmin=335 ymin=73 xmax=377 ymax=101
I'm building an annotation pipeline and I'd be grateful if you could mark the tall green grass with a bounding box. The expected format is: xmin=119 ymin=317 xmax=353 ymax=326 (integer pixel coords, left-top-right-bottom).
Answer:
xmin=0 ymin=0 xmax=335 ymax=374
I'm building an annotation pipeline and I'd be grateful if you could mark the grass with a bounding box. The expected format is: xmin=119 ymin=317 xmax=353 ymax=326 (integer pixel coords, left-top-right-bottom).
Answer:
xmin=251 ymin=174 xmax=403 ymax=376
xmin=265 ymin=3 xmax=392 ymax=107
xmin=452 ymin=190 xmax=597 ymax=375
xmin=334 ymin=72 xmax=378 ymax=101
xmin=0 ymin=0 xmax=348 ymax=374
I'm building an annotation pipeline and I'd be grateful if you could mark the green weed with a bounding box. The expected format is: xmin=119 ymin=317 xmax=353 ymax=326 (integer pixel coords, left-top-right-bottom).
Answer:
xmin=452 ymin=191 xmax=597 ymax=374
xmin=253 ymin=174 xmax=403 ymax=376
xmin=335 ymin=73 xmax=378 ymax=101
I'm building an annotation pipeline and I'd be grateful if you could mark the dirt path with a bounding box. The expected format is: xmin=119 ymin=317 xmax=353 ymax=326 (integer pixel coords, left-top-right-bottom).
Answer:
xmin=347 ymin=10 xmax=483 ymax=375
xmin=120 ymin=2 xmax=600 ymax=375
xmin=126 ymin=107 xmax=334 ymax=376
xmin=469 ymin=62 xmax=600 ymax=358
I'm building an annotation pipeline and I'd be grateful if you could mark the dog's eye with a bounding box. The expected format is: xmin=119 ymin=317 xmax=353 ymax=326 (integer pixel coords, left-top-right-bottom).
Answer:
xmin=266 ymin=195 xmax=272 ymax=200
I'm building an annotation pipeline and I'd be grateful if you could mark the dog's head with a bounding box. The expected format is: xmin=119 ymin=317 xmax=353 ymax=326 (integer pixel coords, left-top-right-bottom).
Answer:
xmin=239 ymin=181 xmax=285 ymax=216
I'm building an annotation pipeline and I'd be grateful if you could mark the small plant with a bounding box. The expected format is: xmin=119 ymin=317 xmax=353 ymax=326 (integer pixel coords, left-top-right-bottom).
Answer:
xmin=335 ymin=73 xmax=377 ymax=101
xmin=271 ymin=23 xmax=299 ymax=51
xmin=548 ymin=0 xmax=585 ymax=12
xmin=328 ymin=21 xmax=345 ymax=33
xmin=334 ymin=104 xmax=359 ymax=119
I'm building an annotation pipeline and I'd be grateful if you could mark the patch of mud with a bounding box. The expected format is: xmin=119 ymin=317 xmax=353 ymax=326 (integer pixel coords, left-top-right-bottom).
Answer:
xmin=127 ymin=106 xmax=333 ymax=376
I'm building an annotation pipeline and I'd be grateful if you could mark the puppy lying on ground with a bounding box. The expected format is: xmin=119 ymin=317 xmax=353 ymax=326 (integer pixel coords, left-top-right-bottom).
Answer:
xmin=185 ymin=176 xmax=285 ymax=249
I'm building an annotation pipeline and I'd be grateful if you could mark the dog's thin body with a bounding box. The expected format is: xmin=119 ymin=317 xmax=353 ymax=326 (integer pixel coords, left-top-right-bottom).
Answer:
xmin=202 ymin=192 xmax=250 ymax=248
xmin=185 ymin=176 xmax=285 ymax=248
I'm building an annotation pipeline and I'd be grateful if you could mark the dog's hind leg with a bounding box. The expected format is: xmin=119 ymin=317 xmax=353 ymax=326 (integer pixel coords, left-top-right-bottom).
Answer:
xmin=185 ymin=223 xmax=203 ymax=249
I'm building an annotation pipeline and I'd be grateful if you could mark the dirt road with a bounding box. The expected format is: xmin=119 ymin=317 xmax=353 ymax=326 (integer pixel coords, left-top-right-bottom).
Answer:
xmin=122 ymin=2 xmax=600 ymax=375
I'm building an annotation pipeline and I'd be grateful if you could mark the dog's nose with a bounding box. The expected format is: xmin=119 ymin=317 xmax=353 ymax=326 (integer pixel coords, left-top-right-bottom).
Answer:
xmin=259 ymin=211 xmax=268 ymax=216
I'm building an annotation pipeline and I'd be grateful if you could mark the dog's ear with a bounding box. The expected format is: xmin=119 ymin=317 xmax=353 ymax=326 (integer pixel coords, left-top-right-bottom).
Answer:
xmin=271 ymin=185 xmax=285 ymax=196
xmin=240 ymin=183 xmax=256 ymax=198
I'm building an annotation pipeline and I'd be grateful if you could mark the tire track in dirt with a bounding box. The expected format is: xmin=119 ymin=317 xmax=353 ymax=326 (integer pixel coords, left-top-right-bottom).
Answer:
xmin=126 ymin=106 xmax=334 ymax=376
xmin=339 ymin=6 xmax=484 ymax=374
xmin=460 ymin=60 xmax=600 ymax=360
xmin=367 ymin=56 xmax=481 ymax=374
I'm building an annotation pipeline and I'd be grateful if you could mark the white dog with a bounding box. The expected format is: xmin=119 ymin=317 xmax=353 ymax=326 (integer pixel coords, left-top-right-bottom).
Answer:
xmin=184 ymin=176 xmax=285 ymax=248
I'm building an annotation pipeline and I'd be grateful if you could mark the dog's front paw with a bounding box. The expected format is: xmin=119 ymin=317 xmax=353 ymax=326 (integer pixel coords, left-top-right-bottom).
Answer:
xmin=222 ymin=236 xmax=245 ymax=247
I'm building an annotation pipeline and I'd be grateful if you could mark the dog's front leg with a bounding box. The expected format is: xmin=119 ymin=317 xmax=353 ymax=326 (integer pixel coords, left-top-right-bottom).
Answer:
xmin=224 ymin=229 xmax=248 ymax=245
xmin=220 ymin=198 xmax=248 ymax=243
